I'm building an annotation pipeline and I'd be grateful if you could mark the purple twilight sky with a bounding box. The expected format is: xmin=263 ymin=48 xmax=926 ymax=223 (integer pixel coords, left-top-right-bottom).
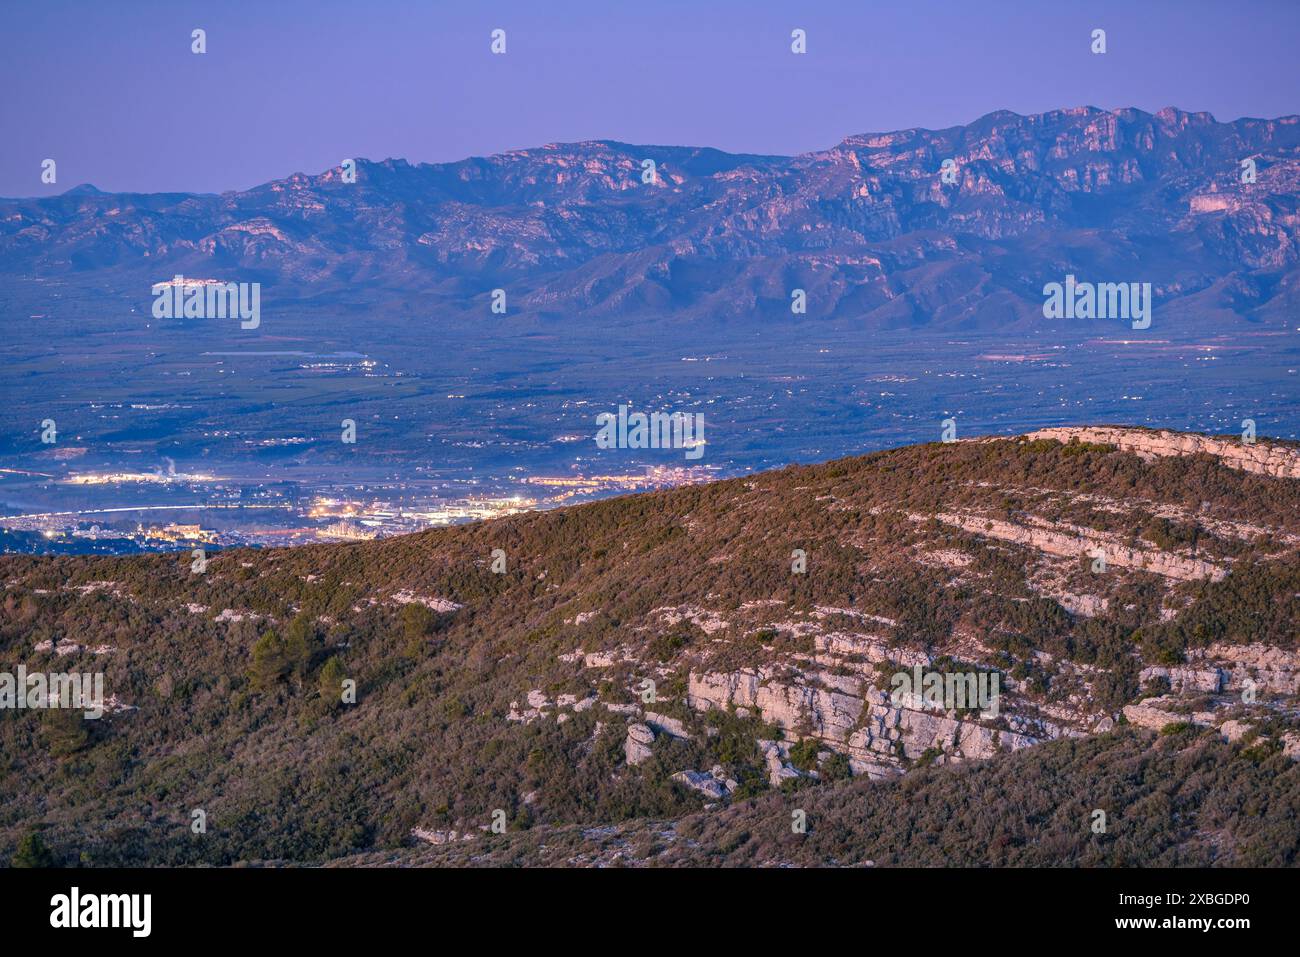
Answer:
xmin=2 ymin=0 xmax=1298 ymax=197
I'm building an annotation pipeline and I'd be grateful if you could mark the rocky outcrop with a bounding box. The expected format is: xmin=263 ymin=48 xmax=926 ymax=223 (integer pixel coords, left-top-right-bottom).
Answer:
xmin=757 ymin=740 xmax=806 ymax=788
xmin=645 ymin=712 xmax=690 ymax=739
xmin=1026 ymin=427 xmax=1300 ymax=480
xmin=653 ymin=605 xmax=729 ymax=635
xmin=1219 ymin=719 xmax=1252 ymax=742
xmin=34 ymin=639 xmax=92 ymax=655
xmin=1127 ymin=698 xmax=1300 ymax=763
xmin=624 ymin=722 xmax=655 ymax=766
xmin=1142 ymin=646 xmax=1300 ymax=698
xmin=1122 ymin=697 xmax=1194 ymax=731
xmin=389 ymin=591 xmax=463 ymax=613
xmin=412 ymin=827 xmax=476 ymax=845
xmin=672 ymin=767 xmax=737 ymax=800
xmin=688 ymin=667 xmax=1049 ymax=779
xmin=509 ymin=689 xmax=601 ymax=723
xmin=922 ymin=510 xmax=1225 ymax=582
xmin=1200 ymin=643 xmax=1300 ymax=695
xmin=1284 ymin=733 xmax=1300 ymax=762
xmin=1139 ymin=664 xmax=1223 ymax=694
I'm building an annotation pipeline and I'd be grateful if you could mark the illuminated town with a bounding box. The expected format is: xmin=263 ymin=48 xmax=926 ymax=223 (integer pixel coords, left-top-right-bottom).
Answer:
xmin=62 ymin=470 xmax=219 ymax=486
xmin=0 ymin=464 xmax=720 ymax=554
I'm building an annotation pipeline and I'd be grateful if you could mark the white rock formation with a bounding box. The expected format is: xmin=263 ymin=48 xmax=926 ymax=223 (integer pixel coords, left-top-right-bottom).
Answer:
xmin=645 ymin=712 xmax=690 ymax=739
xmin=390 ymin=591 xmax=462 ymax=613
xmin=1122 ymin=696 xmax=1197 ymax=731
xmin=671 ymin=768 xmax=734 ymax=800
xmin=757 ymin=740 xmax=804 ymax=787
xmin=625 ymin=722 xmax=655 ymax=766
xmin=1201 ymin=644 xmax=1300 ymax=695
xmin=1219 ymin=720 xmax=1252 ymax=743
xmin=412 ymin=828 xmax=475 ymax=845
xmin=920 ymin=510 xmax=1225 ymax=582
xmin=688 ymin=665 xmax=1046 ymax=779
xmin=653 ymin=605 xmax=729 ymax=635
xmin=1025 ymin=427 xmax=1300 ymax=480
xmin=1139 ymin=664 xmax=1224 ymax=694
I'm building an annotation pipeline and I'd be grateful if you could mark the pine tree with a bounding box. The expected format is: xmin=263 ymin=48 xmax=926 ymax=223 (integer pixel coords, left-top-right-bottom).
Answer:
xmin=42 ymin=708 xmax=89 ymax=756
xmin=12 ymin=831 xmax=55 ymax=868
xmin=250 ymin=629 xmax=290 ymax=690
xmin=284 ymin=614 xmax=315 ymax=680
xmin=317 ymin=656 xmax=347 ymax=709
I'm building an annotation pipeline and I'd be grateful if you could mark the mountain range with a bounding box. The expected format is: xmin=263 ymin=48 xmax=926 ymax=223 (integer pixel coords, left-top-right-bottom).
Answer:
xmin=4 ymin=106 xmax=1299 ymax=333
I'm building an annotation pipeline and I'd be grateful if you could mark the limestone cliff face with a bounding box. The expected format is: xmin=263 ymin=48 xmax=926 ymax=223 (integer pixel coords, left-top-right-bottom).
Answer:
xmin=689 ymin=639 xmax=1300 ymax=785
xmin=922 ymin=510 xmax=1226 ymax=582
xmin=1197 ymin=644 xmax=1300 ymax=695
xmin=1138 ymin=646 xmax=1300 ymax=697
xmin=687 ymin=666 xmax=1055 ymax=780
xmin=1026 ymin=427 xmax=1300 ymax=480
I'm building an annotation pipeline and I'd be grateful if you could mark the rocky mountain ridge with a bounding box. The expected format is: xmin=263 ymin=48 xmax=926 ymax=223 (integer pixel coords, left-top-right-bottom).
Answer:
xmin=1026 ymin=426 xmax=1300 ymax=479
xmin=3 ymin=107 xmax=1298 ymax=332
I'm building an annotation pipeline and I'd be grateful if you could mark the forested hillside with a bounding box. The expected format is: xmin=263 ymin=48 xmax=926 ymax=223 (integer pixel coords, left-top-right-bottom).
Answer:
xmin=2 ymin=428 xmax=1298 ymax=866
